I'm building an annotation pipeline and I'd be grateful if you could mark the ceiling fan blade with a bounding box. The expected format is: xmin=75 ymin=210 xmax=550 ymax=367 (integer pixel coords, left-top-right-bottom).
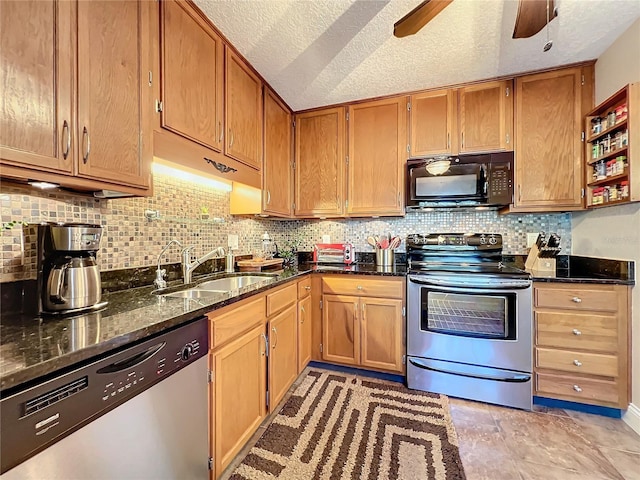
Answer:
xmin=394 ymin=0 xmax=453 ymax=38
xmin=512 ymin=0 xmax=557 ymax=39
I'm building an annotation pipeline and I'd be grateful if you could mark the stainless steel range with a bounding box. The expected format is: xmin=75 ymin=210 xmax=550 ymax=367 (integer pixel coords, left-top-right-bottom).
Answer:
xmin=406 ymin=233 xmax=533 ymax=410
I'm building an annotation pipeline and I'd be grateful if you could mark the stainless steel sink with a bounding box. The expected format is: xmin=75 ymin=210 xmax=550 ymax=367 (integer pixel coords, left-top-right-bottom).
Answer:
xmin=196 ymin=275 xmax=272 ymax=291
xmin=161 ymin=289 xmax=222 ymax=299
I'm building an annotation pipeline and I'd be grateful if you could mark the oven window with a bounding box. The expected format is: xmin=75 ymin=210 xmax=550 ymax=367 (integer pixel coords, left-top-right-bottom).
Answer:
xmin=421 ymin=290 xmax=516 ymax=339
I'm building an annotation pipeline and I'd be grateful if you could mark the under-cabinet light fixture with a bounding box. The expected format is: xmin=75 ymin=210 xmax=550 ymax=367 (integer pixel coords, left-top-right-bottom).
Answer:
xmin=28 ymin=181 xmax=59 ymax=190
xmin=152 ymin=160 xmax=232 ymax=192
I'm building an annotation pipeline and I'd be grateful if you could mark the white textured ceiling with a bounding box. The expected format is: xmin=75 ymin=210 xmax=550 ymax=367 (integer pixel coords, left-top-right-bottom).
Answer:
xmin=194 ymin=0 xmax=640 ymax=111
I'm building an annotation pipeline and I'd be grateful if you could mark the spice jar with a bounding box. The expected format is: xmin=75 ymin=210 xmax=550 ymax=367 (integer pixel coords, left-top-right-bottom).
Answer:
xmin=610 ymin=185 xmax=619 ymax=201
xmin=621 ymin=181 xmax=629 ymax=199
xmin=607 ymin=111 xmax=616 ymax=128
xmin=591 ymin=117 xmax=602 ymax=135
xmin=592 ymin=187 xmax=603 ymax=205
xmin=621 ymin=130 xmax=628 ymax=147
xmin=596 ymin=160 xmax=607 ymax=179
xmin=615 ymin=104 xmax=628 ymax=123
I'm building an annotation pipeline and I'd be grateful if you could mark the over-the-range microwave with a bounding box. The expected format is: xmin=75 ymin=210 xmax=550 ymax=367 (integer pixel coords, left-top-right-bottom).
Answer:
xmin=406 ymin=151 xmax=514 ymax=209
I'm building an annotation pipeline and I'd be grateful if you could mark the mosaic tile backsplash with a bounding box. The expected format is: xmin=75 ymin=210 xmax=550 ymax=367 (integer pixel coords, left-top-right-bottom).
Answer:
xmin=1 ymin=173 xmax=571 ymax=282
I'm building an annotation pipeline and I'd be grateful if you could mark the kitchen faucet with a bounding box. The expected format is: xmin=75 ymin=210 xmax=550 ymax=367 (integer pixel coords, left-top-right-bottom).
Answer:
xmin=154 ymin=239 xmax=184 ymax=289
xmin=181 ymin=246 xmax=226 ymax=284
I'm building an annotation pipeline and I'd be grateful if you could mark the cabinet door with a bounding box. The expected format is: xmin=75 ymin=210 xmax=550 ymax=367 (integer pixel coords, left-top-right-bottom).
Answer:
xmin=0 ymin=0 xmax=73 ymax=173
xmin=298 ymin=295 xmax=312 ymax=373
xmin=360 ymin=297 xmax=404 ymax=372
xmin=515 ymin=69 xmax=584 ymax=209
xmin=294 ymin=107 xmax=346 ymax=216
xmin=322 ymin=295 xmax=360 ymax=365
xmin=458 ymin=80 xmax=513 ymax=154
xmin=268 ymin=304 xmax=298 ymax=410
xmin=263 ymin=89 xmax=292 ymax=216
xmin=213 ymin=324 xmax=267 ymax=476
xmin=160 ymin=0 xmax=224 ymax=152
xmin=347 ymin=97 xmax=406 ymax=216
xmin=225 ymin=48 xmax=263 ymax=170
xmin=410 ymin=89 xmax=455 ymax=156
xmin=76 ymin=0 xmax=150 ymax=188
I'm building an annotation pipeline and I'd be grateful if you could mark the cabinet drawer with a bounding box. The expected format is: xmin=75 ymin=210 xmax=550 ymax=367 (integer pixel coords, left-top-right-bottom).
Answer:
xmin=322 ymin=276 xmax=403 ymax=299
xmin=209 ymin=297 xmax=265 ymax=349
xmin=534 ymin=286 xmax=618 ymax=312
xmin=297 ymin=276 xmax=312 ymax=299
xmin=535 ymin=372 xmax=619 ymax=405
xmin=536 ymin=312 xmax=618 ymax=353
xmin=266 ymin=282 xmax=297 ymax=316
xmin=536 ymin=348 xmax=618 ymax=377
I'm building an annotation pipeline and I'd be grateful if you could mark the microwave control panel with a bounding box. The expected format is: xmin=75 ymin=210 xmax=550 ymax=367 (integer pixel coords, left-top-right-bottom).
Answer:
xmin=487 ymin=162 xmax=513 ymax=205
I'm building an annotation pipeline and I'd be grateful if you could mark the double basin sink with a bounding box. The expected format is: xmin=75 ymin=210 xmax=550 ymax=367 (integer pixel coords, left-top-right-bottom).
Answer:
xmin=156 ymin=274 xmax=275 ymax=299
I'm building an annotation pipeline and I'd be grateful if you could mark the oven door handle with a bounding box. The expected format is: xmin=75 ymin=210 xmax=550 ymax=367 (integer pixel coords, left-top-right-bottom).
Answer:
xmin=408 ymin=358 xmax=531 ymax=383
xmin=408 ymin=275 xmax=531 ymax=290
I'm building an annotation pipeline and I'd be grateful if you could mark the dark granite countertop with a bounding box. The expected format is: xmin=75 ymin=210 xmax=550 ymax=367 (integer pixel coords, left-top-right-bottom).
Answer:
xmin=0 ymin=255 xmax=631 ymax=393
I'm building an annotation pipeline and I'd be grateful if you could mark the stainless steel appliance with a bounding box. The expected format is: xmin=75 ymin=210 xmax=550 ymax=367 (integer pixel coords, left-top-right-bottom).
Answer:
xmin=0 ymin=317 xmax=209 ymax=479
xmin=26 ymin=223 xmax=106 ymax=315
xmin=406 ymin=233 xmax=533 ymax=410
xmin=406 ymin=152 xmax=513 ymax=209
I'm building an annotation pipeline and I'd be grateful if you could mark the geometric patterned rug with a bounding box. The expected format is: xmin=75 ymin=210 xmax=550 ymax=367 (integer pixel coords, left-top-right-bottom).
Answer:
xmin=230 ymin=369 xmax=466 ymax=479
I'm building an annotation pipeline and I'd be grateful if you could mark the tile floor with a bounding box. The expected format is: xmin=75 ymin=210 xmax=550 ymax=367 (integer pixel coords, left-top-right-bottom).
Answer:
xmin=221 ymin=370 xmax=640 ymax=480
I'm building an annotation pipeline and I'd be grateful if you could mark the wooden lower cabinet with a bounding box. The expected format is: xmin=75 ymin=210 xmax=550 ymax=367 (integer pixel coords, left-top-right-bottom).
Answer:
xmin=268 ymin=304 xmax=298 ymax=409
xmin=211 ymin=324 xmax=267 ymax=477
xmin=533 ymin=282 xmax=630 ymax=408
xmin=298 ymin=294 xmax=312 ymax=372
xmin=322 ymin=294 xmax=361 ymax=366
xmin=360 ymin=297 xmax=404 ymax=372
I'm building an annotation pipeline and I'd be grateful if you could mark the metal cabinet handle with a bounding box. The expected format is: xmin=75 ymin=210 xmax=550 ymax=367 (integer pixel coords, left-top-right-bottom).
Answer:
xmin=229 ymin=129 xmax=234 ymax=148
xmin=62 ymin=120 xmax=70 ymax=159
xmin=300 ymin=305 xmax=305 ymax=323
xmin=572 ymin=329 xmax=582 ymax=336
xmin=266 ymin=190 xmax=271 ymax=205
xmin=573 ymin=385 xmax=582 ymax=393
xmin=397 ymin=192 xmax=401 ymax=206
xmin=572 ymin=297 xmax=582 ymax=303
xmin=357 ymin=285 xmax=363 ymax=290
xmin=304 ymin=286 xmax=311 ymax=291
xmin=461 ymin=131 xmax=464 ymax=149
xmin=447 ymin=132 xmax=450 ymax=149
xmin=573 ymin=359 xmax=582 ymax=367
xmin=518 ymin=184 xmax=522 ymax=202
xmin=260 ymin=333 xmax=267 ymax=356
xmin=82 ymin=126 xmax=90 ymax=163
xmin=271 ymin=327 xmax=278 ymax=349
xmin=218 ymin=122 xmax=223 ymax=142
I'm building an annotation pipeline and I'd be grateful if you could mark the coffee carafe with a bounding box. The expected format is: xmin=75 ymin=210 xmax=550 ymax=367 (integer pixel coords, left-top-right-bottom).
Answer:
xmin=29 ymin=223 xmax=106 ymax=315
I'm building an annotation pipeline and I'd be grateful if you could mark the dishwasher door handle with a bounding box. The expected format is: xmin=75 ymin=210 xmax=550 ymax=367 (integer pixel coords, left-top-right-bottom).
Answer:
xmin=97 ymin=342 xmax=166 ymax=374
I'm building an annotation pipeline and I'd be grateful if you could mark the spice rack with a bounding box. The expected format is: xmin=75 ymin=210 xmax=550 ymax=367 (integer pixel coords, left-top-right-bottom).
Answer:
xmin=584 ymin=83 xmax=639 ymax=208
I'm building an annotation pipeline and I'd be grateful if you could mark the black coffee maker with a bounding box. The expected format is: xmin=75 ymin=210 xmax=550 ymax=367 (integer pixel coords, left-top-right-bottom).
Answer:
xmin=26 ymin=223 xmax=107 ymax=315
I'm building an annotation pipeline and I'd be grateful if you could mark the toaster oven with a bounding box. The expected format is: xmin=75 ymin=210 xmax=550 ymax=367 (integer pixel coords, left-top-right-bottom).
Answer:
xmin=313 ymin=243 xmax=355 ymax=264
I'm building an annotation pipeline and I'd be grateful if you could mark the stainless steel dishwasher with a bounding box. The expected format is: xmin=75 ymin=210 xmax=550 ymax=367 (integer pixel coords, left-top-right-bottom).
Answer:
xmin=1 ymin=317 xmax=209 ymax=479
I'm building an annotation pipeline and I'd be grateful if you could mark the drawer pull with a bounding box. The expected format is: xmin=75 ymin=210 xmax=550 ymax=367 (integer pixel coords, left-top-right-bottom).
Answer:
xmin=304 ymin=286 xmax=311 ymax=291
xmin=573 ymin=385 xmax=582 ymax=393
xmin=357 ymin=285 xmax=363 ymax=290
xmin=573 ymin=360 xmax=582 ymax=367
xmin=571 ymin=296 xmax=582 ymax=303
xmin=572 ymin=329 xmax=582 ymax=336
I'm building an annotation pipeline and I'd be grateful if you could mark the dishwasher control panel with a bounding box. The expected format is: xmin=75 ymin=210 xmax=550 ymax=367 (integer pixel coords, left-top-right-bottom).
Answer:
xmin=0 ymin=317 xmax=209 ymax=475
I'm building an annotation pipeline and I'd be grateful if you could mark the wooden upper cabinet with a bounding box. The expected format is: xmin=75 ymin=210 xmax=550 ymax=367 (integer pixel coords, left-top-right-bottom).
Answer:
xmin=347 ymin=97 xmax=407 ymax=216
xmin=294 ymin=107 xmax=346 ymax=217
xmin=76 ymin=0 xmax=150 ymax=188
xmin=515 ymin=68 xmax=587 ymax=209
xmin=263 ymin=89 xmax=292 ymax=216
xmin=0 ymin=0 xmax=73 ymax=174
xmin=225 ymin=48 xmax=263 ymax=170
xmin=410 ymin=89 xmax=455 ymax=157
xmin=458 ymin=80 xmax=513 ymax=154
xmin=160 ymin=0 xmax=224 ymax=152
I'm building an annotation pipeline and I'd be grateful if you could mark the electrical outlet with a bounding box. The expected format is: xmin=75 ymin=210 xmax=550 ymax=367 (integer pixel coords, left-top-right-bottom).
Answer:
xmin=227 ymin=234 xmax=239 ymax=250
xmin=322 ymin=234 xmax=330 ymax=243
xmin=526 ymin=233 xmax=539 ymax=248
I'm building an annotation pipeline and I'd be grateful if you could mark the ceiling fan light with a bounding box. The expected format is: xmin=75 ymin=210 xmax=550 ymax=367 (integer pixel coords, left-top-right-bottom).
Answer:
xmin=425 ymin=159 xmax=451 ymax=176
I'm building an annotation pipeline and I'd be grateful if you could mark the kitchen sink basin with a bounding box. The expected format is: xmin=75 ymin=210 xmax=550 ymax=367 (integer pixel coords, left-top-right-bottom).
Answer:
xmin=161 ymin=289 xmax=222 ymax=299
xmin=196 ymin=275 xmax=272 ymax=291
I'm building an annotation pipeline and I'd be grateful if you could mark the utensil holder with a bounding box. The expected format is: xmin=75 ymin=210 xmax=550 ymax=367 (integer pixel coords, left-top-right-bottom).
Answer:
xmin=375 ymin=248 xmax=394 ymax=267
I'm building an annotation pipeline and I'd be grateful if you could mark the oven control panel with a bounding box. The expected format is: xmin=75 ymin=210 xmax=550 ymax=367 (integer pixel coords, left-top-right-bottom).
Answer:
xmin=408 ymin=233 xmax=502 ymax=248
